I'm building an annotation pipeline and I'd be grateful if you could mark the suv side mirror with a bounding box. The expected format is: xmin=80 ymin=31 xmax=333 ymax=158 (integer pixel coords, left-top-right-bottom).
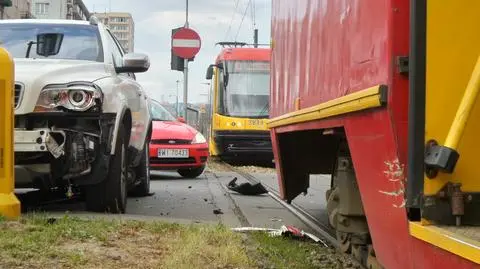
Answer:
xmin=117 ymin=53 xmax=150 ymax=73
xmin=206 ymin=64 xmax=214 ymax=80
xmin=36 ymin=33 xmax=64 ymax=57
xmin=177 ymin=117 xmax=186 ymax=123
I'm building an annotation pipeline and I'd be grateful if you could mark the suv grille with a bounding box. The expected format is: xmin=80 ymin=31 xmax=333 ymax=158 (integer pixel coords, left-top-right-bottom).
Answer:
xmin=14 ymin=83 xmax=24 ymax=109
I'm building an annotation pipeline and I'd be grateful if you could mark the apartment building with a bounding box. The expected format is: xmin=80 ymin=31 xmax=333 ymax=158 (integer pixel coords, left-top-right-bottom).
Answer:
xmin=31 ymin=0 xmax=89 ymax=20
xmin=1 ymin=0 xmax=34 ymax=19
xmin=93 ymin=12 xmax=134 ymax=53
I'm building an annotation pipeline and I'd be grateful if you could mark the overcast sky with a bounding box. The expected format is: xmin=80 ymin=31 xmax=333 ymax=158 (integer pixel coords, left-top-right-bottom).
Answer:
xmin=83 ymin=0 xmax=272 ymax=104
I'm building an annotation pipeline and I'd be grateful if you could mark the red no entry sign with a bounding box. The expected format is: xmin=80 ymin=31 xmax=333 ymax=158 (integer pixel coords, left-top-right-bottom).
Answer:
xmin=172 ymin=27 xmax=201 ymax=59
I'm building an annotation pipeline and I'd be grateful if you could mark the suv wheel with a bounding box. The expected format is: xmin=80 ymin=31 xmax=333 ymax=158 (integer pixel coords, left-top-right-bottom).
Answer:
xmin=130 ymin=139 xmax=151 ymax=196
xmin=86 ymin=125 xmax=128 ymax=213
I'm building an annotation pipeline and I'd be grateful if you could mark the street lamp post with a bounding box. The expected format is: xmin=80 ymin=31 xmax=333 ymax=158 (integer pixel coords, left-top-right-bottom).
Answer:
xmin=200 ymin=82 xmax=211 ymax=111
xmin=176 ymin=80 xmax=181 ymax=117
xmin=183 ymin=0 xmax=189 ymax=122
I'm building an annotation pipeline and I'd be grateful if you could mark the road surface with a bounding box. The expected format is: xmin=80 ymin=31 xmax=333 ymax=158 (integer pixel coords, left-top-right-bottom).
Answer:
xmin=17 ymin=169 xmax=327 ymax=235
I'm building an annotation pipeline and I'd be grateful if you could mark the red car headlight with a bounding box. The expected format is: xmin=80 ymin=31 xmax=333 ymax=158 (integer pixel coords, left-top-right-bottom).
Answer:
xmin=191 ymin=132 xmax=206 ymax=144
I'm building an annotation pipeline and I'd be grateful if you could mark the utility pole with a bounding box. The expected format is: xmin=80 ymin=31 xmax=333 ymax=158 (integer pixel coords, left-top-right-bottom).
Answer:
xmin=176 ymin=80 xmax=180 ymax=117
xmin=183 ymin=0 xmax=189 ymax=122
xmin=252 ymin=0 xmax=258 ymax=48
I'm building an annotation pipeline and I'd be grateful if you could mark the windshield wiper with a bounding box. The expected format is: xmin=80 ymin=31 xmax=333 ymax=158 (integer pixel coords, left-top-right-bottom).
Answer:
xmin=25 ymin=41 xmax=35 ymax=58
xmin=258 ymin=102 xmax=269 ymax=116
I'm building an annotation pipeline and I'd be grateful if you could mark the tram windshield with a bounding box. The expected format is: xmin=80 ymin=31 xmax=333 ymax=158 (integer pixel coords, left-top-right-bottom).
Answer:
xmin=221 ymin=60 xmax=270 ymax=118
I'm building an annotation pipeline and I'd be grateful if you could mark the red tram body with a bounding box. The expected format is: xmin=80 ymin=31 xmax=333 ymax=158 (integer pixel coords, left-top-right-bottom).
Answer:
xmin=269 ymin=0 xmax=480 ymax=268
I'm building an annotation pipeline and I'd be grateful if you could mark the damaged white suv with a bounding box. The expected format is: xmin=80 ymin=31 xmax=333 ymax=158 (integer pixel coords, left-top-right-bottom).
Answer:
xmin=0 ymin=18 xmax=152 ymax=213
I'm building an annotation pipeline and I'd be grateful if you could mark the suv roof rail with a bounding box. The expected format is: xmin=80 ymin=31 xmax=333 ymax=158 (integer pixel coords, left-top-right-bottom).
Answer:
xmin=89 ymin=16 xmax=99 ymax=26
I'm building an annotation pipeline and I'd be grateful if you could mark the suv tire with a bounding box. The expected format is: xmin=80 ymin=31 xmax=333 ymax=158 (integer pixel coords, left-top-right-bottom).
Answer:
xmin=130 ymin=139 xmax=151 ymax=196
xmin=86 ymin=124 xmax=128 ymax=213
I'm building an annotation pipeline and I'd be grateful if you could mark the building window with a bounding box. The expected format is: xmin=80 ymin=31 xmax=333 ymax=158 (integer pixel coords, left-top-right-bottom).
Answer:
xmin=114 ymin=32 xmax=125 ymax=39
xmin=111 ymin=25 xmax=128 ymax=31
xmin=35 ymin=3 xmax=49 ymax=15
xmin=112 ymin=17 xmax=128 ymax=23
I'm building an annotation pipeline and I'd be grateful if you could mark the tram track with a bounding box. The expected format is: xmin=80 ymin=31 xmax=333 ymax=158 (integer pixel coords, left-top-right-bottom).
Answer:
xmin=217 ymin=161 xmax=339 ymax=248
xmin=216 ymin=160 xmax=375 ymax=268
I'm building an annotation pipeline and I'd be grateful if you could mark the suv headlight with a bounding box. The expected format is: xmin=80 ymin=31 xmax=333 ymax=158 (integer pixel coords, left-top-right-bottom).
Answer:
xmin=35 ymin=84 xmax=103 ymax=112
xmin=191 ymin=132 xmax=206 ymax=144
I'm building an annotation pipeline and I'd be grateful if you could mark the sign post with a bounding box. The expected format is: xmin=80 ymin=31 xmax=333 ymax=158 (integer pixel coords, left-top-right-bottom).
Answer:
xmin=0 ymin=48 xmax=20 ymax=219
xmin=171 ymin=0 xmax=201 ymax=122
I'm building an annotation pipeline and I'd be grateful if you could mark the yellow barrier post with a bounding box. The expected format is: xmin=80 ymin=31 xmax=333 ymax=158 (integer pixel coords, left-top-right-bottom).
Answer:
xmin=0 ymin=48 xmax=20 ymax=219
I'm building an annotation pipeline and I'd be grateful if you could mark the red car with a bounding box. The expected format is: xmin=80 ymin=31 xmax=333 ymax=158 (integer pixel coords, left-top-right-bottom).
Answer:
xmin=148 ymin=100 xmax=209 ymax=178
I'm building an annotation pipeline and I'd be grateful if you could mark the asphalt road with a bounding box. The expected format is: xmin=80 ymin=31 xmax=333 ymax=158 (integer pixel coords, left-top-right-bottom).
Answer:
xmin=17 ymin=169 xmax=327 ymax=235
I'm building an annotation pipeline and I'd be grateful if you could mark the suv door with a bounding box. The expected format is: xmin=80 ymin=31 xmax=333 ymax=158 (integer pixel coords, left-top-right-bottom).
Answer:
xmin=105 ymin=29 xmax=149 ymax=151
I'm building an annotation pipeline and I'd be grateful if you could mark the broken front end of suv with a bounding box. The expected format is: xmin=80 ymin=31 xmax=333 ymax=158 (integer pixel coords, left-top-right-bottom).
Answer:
xmin=14 ymin=82 xmax=114 ymax=196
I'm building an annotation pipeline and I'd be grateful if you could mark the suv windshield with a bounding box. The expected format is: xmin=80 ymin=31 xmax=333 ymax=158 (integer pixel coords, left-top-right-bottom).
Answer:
xmin=0 ymin=23 xmax=103 ymax=61
xmin=150 ymin=101 xmax=176 ymax=121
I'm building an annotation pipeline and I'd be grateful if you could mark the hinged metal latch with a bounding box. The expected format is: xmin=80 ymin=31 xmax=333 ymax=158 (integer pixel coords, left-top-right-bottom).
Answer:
xmin=396 ymin=56 xmax=409 ymax=76
xmin=424 ymin=140 xmax=460 ymax=179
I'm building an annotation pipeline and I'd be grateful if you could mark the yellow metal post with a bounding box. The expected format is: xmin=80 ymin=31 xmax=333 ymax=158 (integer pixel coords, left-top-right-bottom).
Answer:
xmin=443 ymin=55 xmax=480 ymax=150
xmin=0 ymin=48 xmax=20 ymax=219
xmin=424 ymin=0 xmax=480 ymax=195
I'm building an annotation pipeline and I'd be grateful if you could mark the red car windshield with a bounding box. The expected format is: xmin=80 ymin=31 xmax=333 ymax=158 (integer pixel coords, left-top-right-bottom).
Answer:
xmin=150 ymin=101 xmax=176 ymax=121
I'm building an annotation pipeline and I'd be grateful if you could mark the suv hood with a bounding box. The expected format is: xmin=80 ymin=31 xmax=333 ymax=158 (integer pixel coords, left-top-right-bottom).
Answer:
xmin=14 ymin=59 xmax=111 ymax=114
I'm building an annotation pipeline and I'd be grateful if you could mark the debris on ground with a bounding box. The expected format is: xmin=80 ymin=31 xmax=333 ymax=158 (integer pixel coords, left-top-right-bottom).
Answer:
xmin=206 ymin=160 xmax=232 ymax=172
xmin=232 ymin=225 xmax=328 ymax=247
xmin=234 ymin=165 xmax=276 ymax=174
xmin=213 ymin=209 xmax=223 ymax=215
xmin=227 ymin=177 xmax=268 ymax=195
xmin=206 ymin=159 xmax=276 ymax=174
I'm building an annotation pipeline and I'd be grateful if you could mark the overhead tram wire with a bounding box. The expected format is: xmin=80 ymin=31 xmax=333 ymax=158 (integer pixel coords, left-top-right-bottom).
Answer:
xmin=224 ymin=0 xmax=241 ymax=41
xmin=234 ymin=0 xmax=252 ymax=42
xmin=251 ymin=0 xmax=256 ymax=30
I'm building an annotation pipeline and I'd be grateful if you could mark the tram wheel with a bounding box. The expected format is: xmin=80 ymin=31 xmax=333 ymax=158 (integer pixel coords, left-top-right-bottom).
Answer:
xmin=336 ymin=230 xmax=352 ymax=253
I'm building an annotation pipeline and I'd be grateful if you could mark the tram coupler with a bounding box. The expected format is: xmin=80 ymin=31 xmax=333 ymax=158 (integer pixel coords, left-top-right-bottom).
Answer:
xmin=423 ymin=182 xmax=474 ymax=226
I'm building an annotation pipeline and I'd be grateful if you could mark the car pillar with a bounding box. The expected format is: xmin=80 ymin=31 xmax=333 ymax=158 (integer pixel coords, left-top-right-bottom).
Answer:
xmin=0 ymin=48 xmax=20 ymax=219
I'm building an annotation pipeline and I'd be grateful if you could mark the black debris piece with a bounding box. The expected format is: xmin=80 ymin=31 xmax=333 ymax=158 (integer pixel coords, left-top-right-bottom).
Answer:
xmin=213 ymin=209 xmax=223 ymax=215
xmin=227 ymin=177 xmax=268 ymax=195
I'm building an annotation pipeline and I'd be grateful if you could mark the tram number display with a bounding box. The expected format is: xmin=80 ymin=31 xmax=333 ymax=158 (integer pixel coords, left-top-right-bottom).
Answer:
xmin=248 ymin=119 xmax=264 ymax=126
xmin=231 ymin=61 xmax=269 ymax=73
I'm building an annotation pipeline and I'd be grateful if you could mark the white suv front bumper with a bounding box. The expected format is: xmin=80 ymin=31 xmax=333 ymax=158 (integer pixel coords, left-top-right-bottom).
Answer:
xmin=14 ymin=129 xmax=65 ymax=158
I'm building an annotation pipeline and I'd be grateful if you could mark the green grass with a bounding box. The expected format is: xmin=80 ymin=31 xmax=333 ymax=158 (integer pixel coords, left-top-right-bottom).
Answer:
xmin=0 ymin=214 xmax=335 ymax=269
xmin=250 ymin=232 xmax=338 ymax=269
